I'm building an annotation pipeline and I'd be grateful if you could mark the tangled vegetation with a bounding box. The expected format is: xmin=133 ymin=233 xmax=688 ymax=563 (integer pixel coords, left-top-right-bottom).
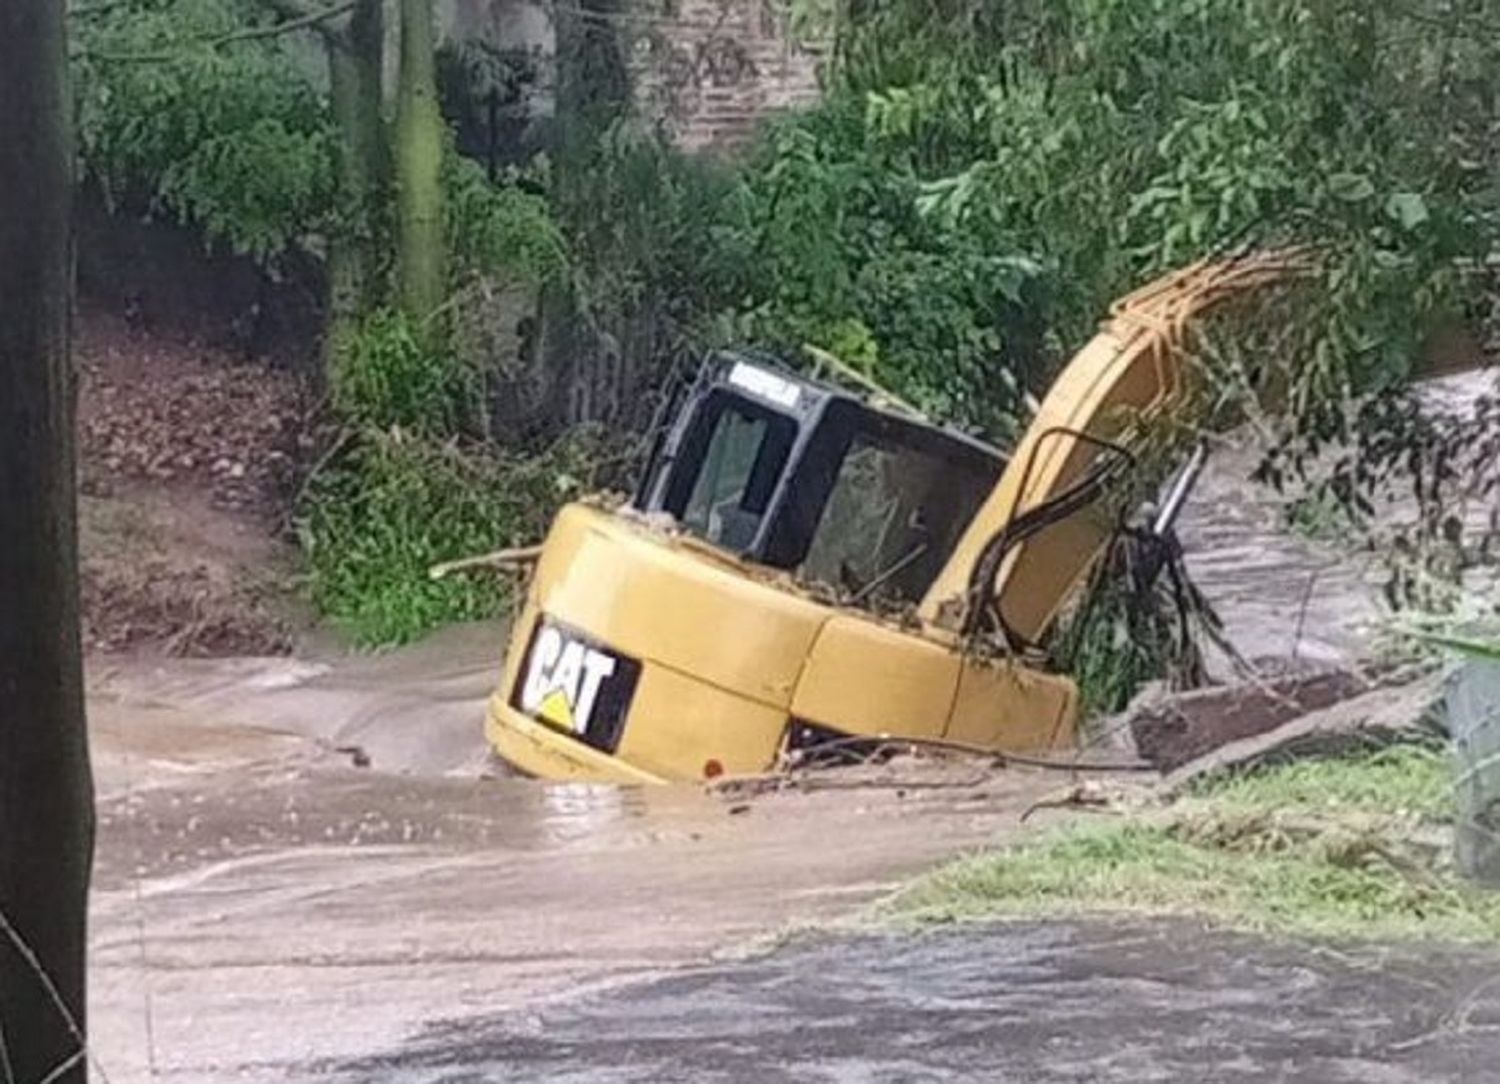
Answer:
xmin=892 ymin=744 xmax=1500 ymax=943
xmin=299 ymin=428 xmax=592 ymax=644
xmin=74 ymin=0 xmax=337 ymax=263
xmin=707 ymin=0 xmax=1496 ymax=438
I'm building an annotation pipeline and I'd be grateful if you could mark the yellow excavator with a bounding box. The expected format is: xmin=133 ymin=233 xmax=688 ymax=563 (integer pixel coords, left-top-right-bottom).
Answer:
xmin=484 ymin=252 xmax=1311 ymax=782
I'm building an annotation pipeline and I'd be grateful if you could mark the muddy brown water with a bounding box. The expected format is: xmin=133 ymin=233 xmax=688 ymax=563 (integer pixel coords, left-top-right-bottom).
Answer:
xmin=90 ymin=754 xmax=1078 ymax=1081
xmin=85 ymin=374 xmax=1498 ymax=1082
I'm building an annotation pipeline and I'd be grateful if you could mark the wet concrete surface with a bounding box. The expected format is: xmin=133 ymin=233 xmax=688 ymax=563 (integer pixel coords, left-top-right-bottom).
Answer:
xmin=327 ymin=921 xmax=1500 ymax=1083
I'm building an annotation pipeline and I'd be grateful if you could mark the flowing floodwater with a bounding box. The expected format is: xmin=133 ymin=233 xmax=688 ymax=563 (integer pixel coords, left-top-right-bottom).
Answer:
xmin=85 ymin=373 xmax=1498 ymax=1082
xmin=89 ymin=720 xmax=1078 ymax=1080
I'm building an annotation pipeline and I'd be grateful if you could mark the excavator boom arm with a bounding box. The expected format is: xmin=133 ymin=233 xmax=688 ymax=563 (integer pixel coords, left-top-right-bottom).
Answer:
xmin=916 ymin=250 xmax=1315 ymax=642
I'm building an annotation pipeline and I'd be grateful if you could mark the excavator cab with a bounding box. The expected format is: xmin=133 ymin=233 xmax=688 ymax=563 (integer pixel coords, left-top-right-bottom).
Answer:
xmin=633 ymin=354 xmax=1004 ymax=609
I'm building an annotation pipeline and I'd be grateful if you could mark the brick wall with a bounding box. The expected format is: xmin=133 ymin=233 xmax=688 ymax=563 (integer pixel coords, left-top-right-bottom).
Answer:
xmin=630 ymin=0 xmax=826 ymax=152
xmin=442 ymin=0 xmax=826 ymax=155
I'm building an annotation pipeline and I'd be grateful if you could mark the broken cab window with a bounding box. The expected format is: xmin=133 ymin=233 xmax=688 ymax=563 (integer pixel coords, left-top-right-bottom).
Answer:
xmin=800 ymin=433 xmax=988 ymax=605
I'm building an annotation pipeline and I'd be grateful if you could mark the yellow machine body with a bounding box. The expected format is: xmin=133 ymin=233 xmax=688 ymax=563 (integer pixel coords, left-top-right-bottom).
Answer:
xmin=486 ymin=253 xmax=1311 ymax=783
xmin=486 ymin=503 xmax=1078 ymax=783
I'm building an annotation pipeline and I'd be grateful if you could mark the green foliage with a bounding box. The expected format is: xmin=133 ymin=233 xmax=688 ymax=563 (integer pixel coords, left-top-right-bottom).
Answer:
xmin=891 ymin=744 xmax=1500 ymax=943
xmin=560 ymin=118 xmax=741 ymax=349
xmin=309 ymin=175 xmax=577 ymax=645
xmin=703 ymin=0 xmax=1499 ymax=708
xmin=331 ymin=308 xmax=477 ymax=436
xmin=708 ymin=104 xmax=1042 ymax=435
xmin=713 ymin=0 xmax=1496 ymax=443
xmin=1052 ymin=583 xmax=1201 ymax=718
xmin=75 ymin=0 xmax=336 ymax=262
xmin=447 ymin=157 xmax=569 ymax=285
xmin=298 ymin=431 xmax=589 ymax=646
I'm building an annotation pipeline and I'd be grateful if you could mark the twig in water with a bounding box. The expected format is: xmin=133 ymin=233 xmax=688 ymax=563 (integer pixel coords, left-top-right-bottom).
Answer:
xmin=1291 ymin=566 xmax=1324 ymax=660
xmin=0 ymin=1009 xmax=14 ymax=1084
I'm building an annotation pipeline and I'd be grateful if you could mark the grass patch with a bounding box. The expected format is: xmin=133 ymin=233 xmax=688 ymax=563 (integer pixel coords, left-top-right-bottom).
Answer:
xmin=890 ymin=744 xmax=1500 ymax=943
xmin=1191 ymin=743 xmax=1454 ymax=819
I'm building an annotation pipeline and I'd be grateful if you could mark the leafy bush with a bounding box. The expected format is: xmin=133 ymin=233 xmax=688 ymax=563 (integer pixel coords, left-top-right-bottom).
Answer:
xmin=708 ymin=105 xmax=1044 ymax=436
xmin=447 ymin=156 xmax=569 ymax=285
xmin=712 ymin=0 xmax=1495 ymax=445
xmin=75 ymin=0 xmax=335 ymax=262
xmin=298 ymin=430 xmax=591 ymax=646
xmin=331 ymin=308 xmax=477 ymax=436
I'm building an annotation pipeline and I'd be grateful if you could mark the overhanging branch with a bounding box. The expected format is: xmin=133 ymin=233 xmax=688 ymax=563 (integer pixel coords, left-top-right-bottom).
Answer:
xmin=219 ymin=0 xmax=356 ymax=43
xmin=79 ymin=0 xmax=355 ymax=62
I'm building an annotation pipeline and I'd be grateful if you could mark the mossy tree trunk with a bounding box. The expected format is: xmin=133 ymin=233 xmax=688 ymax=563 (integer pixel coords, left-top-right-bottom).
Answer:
xmin=0 ymin=2 xmax=96 ymax=1082
xmin=326 ymin=0 xmax=389 ymax=365
xmin=395 ymin=0 xmax=446 ymax=333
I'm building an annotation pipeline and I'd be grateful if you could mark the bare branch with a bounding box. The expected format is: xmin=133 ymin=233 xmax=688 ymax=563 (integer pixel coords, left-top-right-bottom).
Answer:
xmin=79 ymin=0 xmax=355 ymax=62
xmin=429 ymin=545 xmax=544 ymax=580
xmin=217 ymin=0 xmax=355 ymax=43
xmin=67 ymin=0 xmax=136 ymax=18
xmin=250 ymin=0 xmax=316 ymax=20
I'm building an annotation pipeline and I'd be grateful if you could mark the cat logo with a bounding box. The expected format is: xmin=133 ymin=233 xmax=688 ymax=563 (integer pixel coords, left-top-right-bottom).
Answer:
xmin=515 ymin=619 xmax=638 ymax=745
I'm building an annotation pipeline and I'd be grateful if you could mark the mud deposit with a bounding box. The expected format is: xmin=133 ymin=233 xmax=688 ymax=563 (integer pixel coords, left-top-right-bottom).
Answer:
xmin=329 ymin=921 xmax=1500 ymax=1083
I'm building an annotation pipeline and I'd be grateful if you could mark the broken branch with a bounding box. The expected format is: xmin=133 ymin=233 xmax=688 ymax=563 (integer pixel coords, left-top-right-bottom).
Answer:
xmin=429 ymin=545 xmax=543 ymax=580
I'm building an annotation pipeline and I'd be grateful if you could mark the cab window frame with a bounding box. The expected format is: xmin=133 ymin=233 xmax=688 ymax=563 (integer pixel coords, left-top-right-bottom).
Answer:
xmin=662 ymin=389 xmax=800 ymax=554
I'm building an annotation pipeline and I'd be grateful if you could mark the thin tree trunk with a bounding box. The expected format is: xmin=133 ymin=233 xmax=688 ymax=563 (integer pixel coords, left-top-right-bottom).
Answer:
xmin=0 ymin=1 xmax=96 ymax=1082
xmin=325 ymin=0 xmax=388 ymax=366
xmin=395 ymin=0 xmax=446 ymax=332
xmin=538 ymin=0 xmax=630 ymax=435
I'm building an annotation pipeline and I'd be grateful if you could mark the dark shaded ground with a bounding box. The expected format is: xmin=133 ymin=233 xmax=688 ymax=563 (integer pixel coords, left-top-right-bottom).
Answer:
xmin=328 ymin=921 xmax=1500 ymax=1084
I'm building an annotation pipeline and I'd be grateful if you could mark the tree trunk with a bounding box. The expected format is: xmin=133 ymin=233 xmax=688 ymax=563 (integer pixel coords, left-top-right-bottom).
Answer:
xmin=537 ymin=0 xmax=631 ymax=436
xmin=395 ymin=0 xmax=446 ymax=332
xmin=325 ymin=0 xmax=389 ymax=366
xmin=0 ymin=2 xmax=96 ymax=1083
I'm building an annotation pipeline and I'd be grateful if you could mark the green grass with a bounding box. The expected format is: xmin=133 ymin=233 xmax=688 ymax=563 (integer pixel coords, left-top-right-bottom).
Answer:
xmin=889 ymin=744 xmax=1500 ymax=943
xmin=1191 ymin=743 xmax=1454 ymax=819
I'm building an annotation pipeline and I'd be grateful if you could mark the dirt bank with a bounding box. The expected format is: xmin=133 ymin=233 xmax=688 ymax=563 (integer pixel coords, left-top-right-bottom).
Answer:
xmin=76 ymin=310 xmax=313 ymax=655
